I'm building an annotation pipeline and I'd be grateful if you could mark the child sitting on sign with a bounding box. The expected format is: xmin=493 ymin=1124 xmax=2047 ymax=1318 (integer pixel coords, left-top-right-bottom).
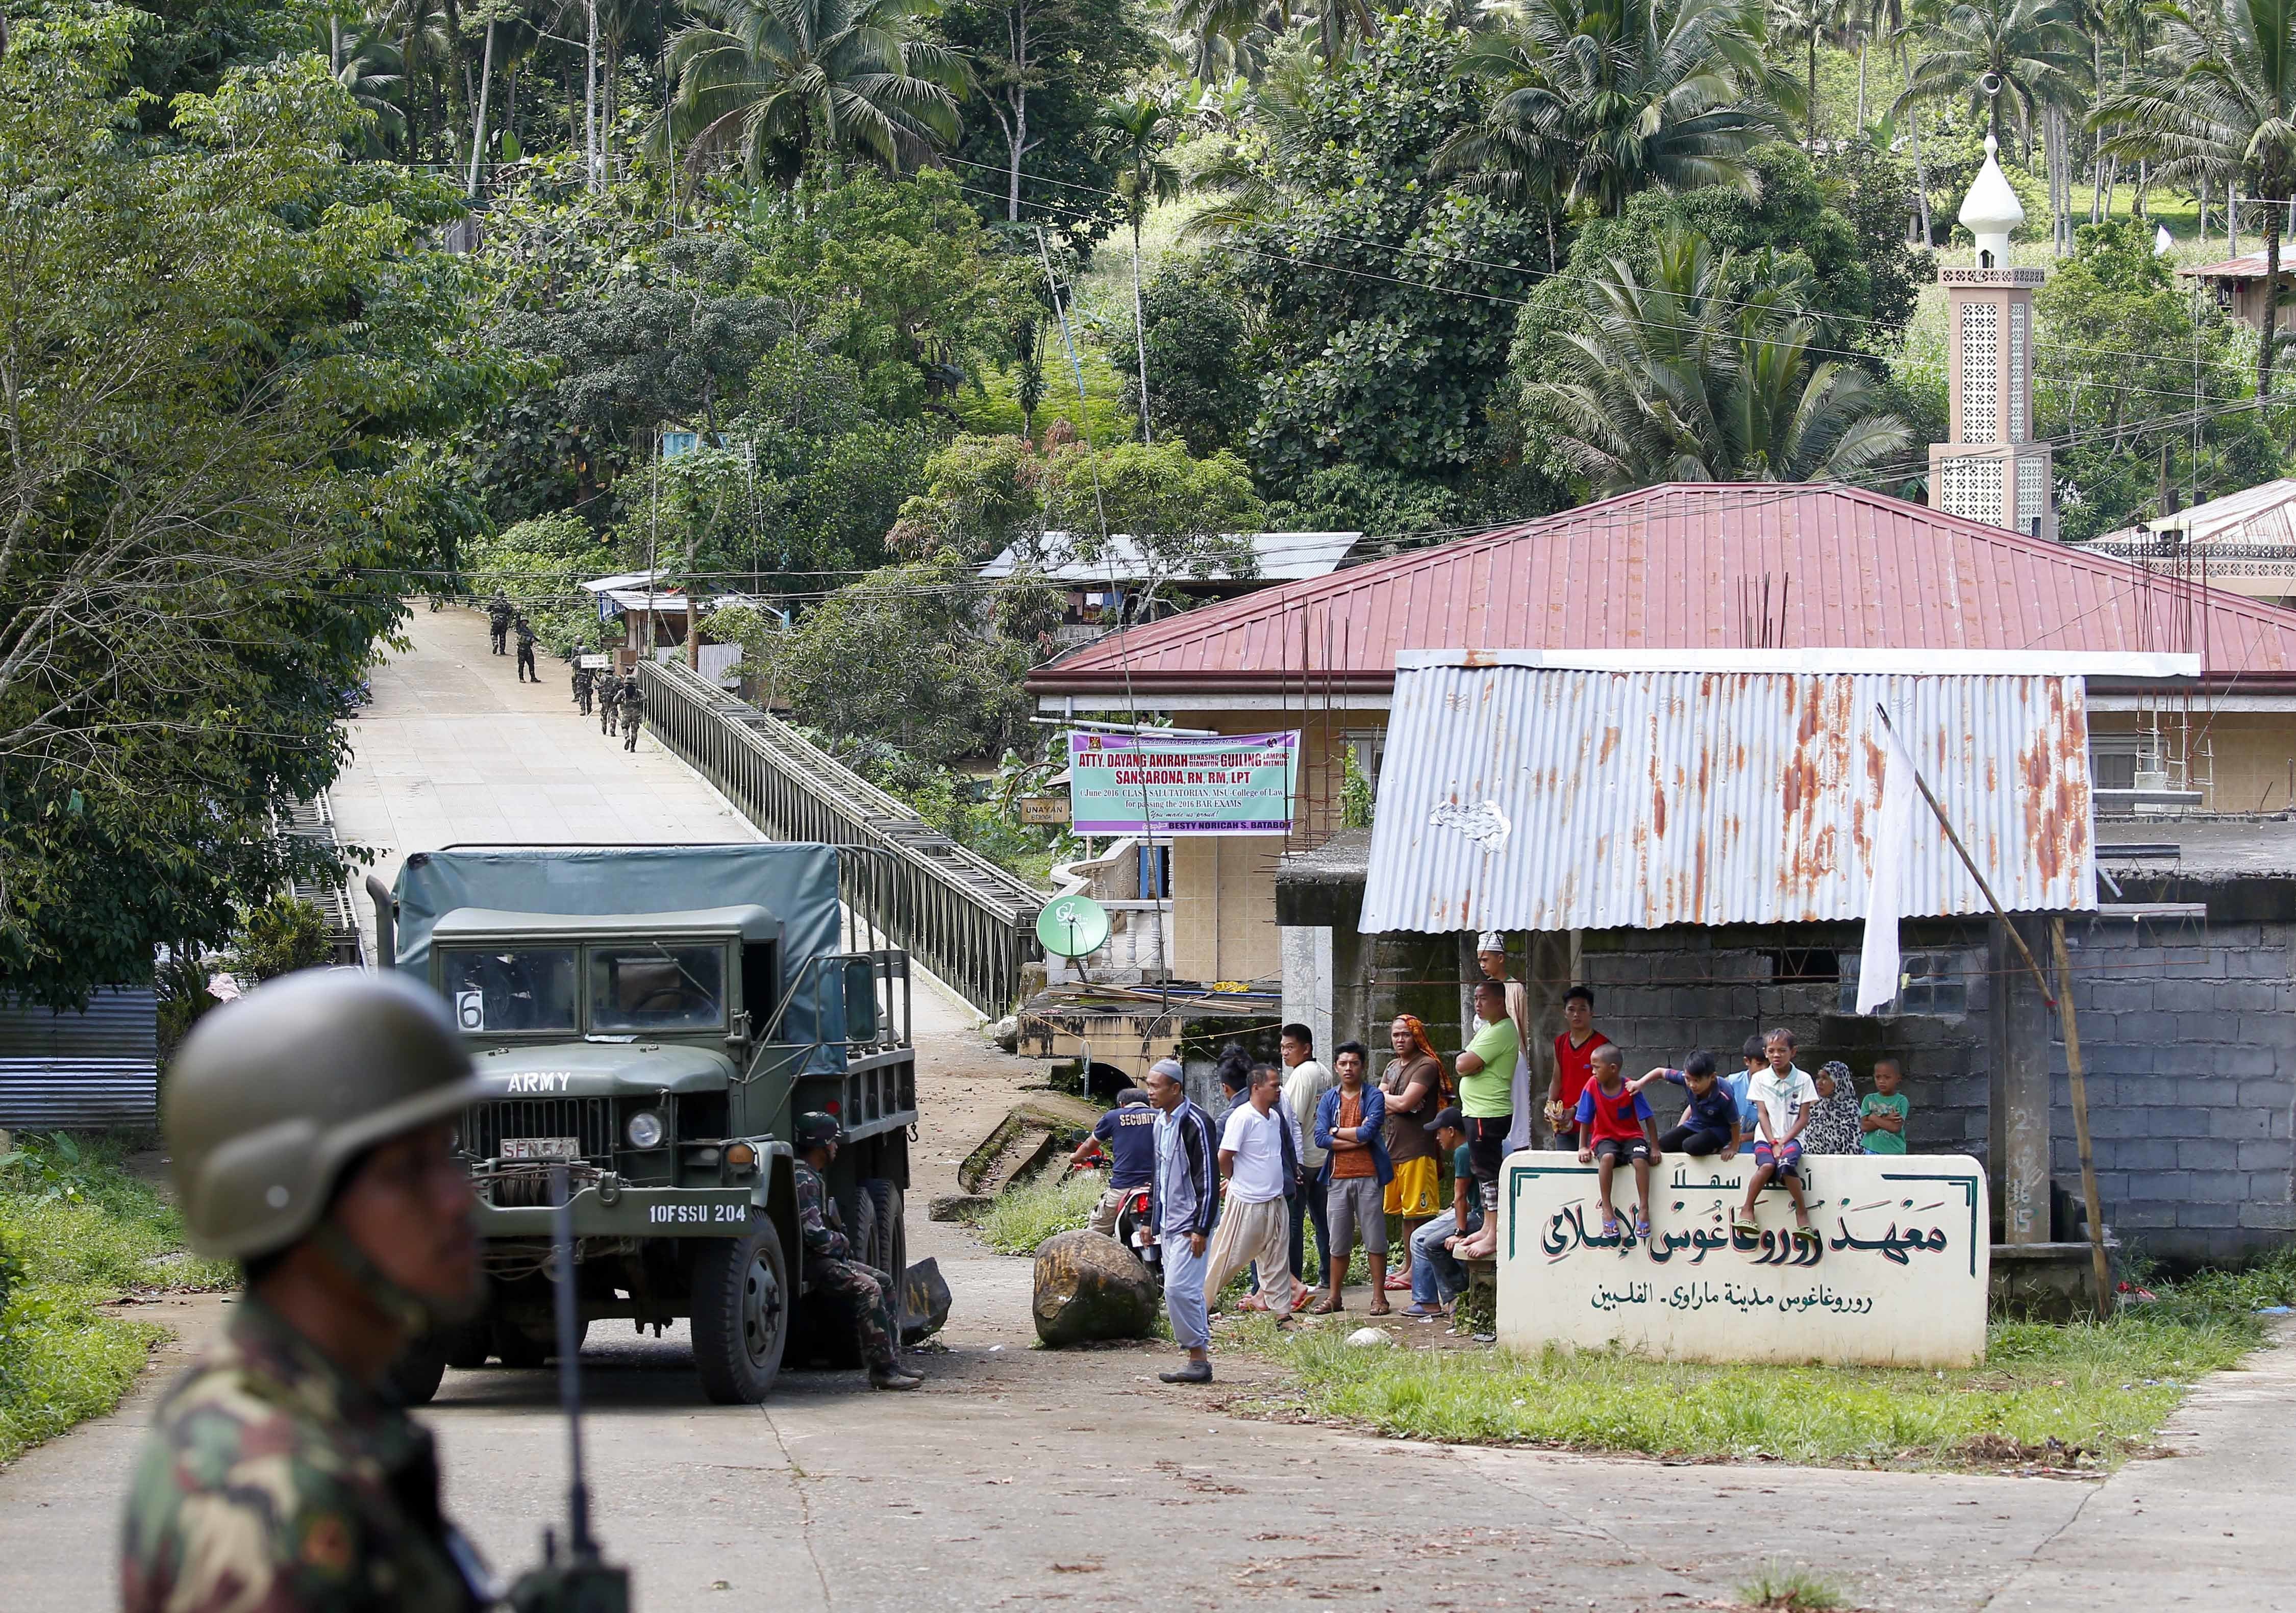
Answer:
xmin=1861 ymin=1057 xmax=1910 ymax=1154
xmin=1630 ymin=1050 xmax=1741 ymax=1158
xmin=1733 ymin=1027 xmax=1819 ymax=1250
xmin=1573 ymin=1044 xmax=1659 ymax=1241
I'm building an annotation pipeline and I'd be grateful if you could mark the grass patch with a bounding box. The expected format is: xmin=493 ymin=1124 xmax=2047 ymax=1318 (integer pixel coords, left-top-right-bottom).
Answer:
xmin=972 ymin=1169 xmax=1107 ymax=1255
xmin=1228 ymin=1251 xmax=2296 ymax=1470
xmin=1 ymin=1131 xmax=234 ymax=1465
xmin=1737 ymin=1559 xmax=1846 ymax=1610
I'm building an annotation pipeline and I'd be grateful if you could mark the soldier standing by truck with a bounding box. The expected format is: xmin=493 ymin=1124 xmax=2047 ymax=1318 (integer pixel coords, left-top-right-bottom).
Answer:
xmin=122 ymin=972 xmax=500 ymax=1612
xmin=794 ymin=1114 xmax=921 ymax=1391
xmin=619 ymin=673 xmax=645 ymax=752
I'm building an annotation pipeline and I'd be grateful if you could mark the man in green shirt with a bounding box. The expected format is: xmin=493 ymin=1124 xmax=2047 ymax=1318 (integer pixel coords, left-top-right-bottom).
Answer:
xmin=1452 ymin=978 xmax=1518 ymax=1258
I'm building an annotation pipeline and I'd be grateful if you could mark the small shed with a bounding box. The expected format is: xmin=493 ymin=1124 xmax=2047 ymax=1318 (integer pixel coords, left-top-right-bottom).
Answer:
xmin=2179 ymin=252 xmax=2296 ymax=330
xmin=0 ymin=987 xmax=160 ymax=1129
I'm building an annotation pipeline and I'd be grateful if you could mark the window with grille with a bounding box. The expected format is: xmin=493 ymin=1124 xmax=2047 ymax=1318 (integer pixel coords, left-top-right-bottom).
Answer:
xmin=2016 ymin=453 xmax=2046 ymax=535
xmin=1940 ymin=455 xmax=2003 ymax=524
xmin=1960 ymin=300 xmax=2000 ymax=441
xmin=2007 ymin=304 xmax=2028 ymax=441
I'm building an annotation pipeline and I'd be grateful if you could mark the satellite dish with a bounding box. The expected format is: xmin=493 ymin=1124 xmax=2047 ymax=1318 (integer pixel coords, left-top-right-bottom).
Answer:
xmin=1036 ymin=895 xmax=1111 ymax=959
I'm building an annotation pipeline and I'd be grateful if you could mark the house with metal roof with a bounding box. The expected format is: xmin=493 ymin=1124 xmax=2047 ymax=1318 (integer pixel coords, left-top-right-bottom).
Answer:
xmin=1025 ymin=482 xmax=2296 ymax=1268
xmin=2180 ymin=251 xmax=2296 ymax=330
xmin=980 ymin=529 xmax=1365 ymax=651
xmin=2083 ymin=477 xmax=2296 ymax=609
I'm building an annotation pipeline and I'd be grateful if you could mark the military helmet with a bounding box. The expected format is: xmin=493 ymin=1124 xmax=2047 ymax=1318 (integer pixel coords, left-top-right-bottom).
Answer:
xmin=794 ymin=1111 xmax=843 ymax=1148
xmin=164 ymin=970 xmax=482 ymax=1260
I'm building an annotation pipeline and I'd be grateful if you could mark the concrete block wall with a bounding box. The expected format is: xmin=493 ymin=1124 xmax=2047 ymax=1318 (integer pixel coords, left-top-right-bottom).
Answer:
xmin=2051 ymin=918 xmax=2296 ymax=1263
xmin=1575 ymin=917 xmax=2296 ymax=1264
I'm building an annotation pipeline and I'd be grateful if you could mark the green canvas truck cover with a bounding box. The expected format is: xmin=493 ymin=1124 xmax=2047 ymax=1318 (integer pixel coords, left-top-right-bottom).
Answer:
xmin=392 ymin=844 xmax=846 ymax=1051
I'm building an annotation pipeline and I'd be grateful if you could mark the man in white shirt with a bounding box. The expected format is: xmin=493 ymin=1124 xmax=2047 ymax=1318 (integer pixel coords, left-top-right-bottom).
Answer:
xmin=1279 ymin=1022 xmax=1333 ymax=1287
xmin=1734 ymin=1026 xmax=1819 ymax=1246
xmin=1205 ymin=1062 xmax=1304 ymax=1316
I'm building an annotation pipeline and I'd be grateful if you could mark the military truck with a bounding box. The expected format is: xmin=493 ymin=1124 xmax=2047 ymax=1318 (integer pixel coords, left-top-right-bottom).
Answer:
xmin=367 ymin=843 xmax=917 ymax=1404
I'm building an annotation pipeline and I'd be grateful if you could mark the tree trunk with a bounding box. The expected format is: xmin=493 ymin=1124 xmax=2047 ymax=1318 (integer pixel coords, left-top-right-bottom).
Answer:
xmin=586 ymin=0 xmax=601 ymax=192
xmin=467 ymin=10 xmax=496 ymax=197
xmin=1856 ymin=41 xmax=1866 ymax=131
xmin=1901 ymin=44 xmax=1932 ymax=245
xmin=2264 ymin=203 xmax=2282 ymax=398
xmin=1006 ymin=4 xmax=1029 ymax=221
xmin=1807 ymin=31 xmax=1819 ymax=148
xmin=1131 ymin=219 xmax=1152 ymax=443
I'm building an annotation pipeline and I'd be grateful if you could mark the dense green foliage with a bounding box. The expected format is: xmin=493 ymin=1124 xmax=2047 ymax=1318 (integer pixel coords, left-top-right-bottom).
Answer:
xmin=0 ymin=1132 xmax=234 ymax=1463
xmin=5 ymin=0 xmax=2294 ymax=977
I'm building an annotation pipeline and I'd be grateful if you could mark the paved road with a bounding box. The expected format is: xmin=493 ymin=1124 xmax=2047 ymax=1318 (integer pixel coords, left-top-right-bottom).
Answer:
xmin=3 ymin=606 xmax=2291 ymax=1610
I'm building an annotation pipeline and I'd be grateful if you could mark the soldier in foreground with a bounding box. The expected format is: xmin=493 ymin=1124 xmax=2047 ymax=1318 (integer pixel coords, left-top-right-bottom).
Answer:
xmin=121 ymin=971 xmax=497 ymax=1612
xmin=793 ymin=1113 xmax=921 ymax=1390
xmin=487 ymin=591 xmax=512 ymax=654
xmin=597 ymin=667 xmax=620 ymax=737
xmin=513 ymin=614 xmax=539 ymax=684
xmin=570 ymin=646 xmax=594 ymax=716
xmin=618 ymin=674 xmax=644 ymax=752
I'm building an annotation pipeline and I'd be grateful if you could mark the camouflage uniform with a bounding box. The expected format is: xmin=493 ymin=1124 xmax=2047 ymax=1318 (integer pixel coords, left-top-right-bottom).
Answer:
xmin=121 ymin=1296 xmax=486 ymax=1613
xmin=794 ymin=1161 xmax=899 ymax=1370
xmin=618 ymin=677 xmax=644 ymax=751
xmin=572 ymin=663 xmax=594 ymax=715
xmin=597 ymin=673 xmax=620 ymax=737
xmin=486 ymin=595 xmax=511 ymax=655
xmin=513 ymin=618 xmax=538 ymax=683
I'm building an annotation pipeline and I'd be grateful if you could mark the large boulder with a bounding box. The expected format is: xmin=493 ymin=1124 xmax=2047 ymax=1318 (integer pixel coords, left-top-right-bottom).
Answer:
xmin=1032 ymin=1229 xmax=1159 ymax=1347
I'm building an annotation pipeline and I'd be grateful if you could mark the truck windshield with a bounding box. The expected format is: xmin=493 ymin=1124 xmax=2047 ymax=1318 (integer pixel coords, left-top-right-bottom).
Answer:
xmin=589 ymin=944 xmax=727 ymax=1032
xmin=440 ymin=948 xmax=579 ymax=1033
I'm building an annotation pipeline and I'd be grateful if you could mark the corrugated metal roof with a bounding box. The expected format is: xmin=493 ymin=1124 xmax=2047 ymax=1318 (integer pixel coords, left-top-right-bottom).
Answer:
xmin=1030 ymin=483 xmax=2296 ymax=697
xmin=2180 ymin=254 xmax=2284 ymax=279
xmin=0 ymin=988 xmax=159 ymax=1128
xmin=979 ymin=531 xmax=1364 ymax=584
xmin=1358 ymin=661 xmax=2095 ymax=934
xmin=2100 ymin=477 xmax=2296 ymax=549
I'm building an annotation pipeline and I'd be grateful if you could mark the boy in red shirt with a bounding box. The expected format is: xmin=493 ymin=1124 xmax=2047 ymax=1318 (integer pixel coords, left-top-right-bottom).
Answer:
xmin=1573 ymin=1044 xmax=1660 ymax=1240
xmin=1548 ymin=985 xmax=1610 ymax=1146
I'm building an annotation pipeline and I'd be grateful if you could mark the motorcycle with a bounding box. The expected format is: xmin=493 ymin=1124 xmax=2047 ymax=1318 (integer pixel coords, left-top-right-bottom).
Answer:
xmin=1072 ymin=1155 xmax=1161 ymax=1285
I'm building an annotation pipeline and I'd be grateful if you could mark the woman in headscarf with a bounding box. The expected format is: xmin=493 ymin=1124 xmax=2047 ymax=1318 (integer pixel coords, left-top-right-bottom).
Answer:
xmin=1802 ymin=1060 xmax=1864 ymax=1155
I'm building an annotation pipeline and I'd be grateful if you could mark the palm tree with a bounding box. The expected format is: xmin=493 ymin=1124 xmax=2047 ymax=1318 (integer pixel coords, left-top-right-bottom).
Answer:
xmin=660 ymin=0 xmax=966 ymax=185
xmin=1769 ymin=0 xmax=1845 ymax=144
xmin=2097 ymin=0 xmax=2296 ymax=394
xmin=321 ymin=19 xmax=407 ymax=154
xmin=1095 ymin=95 xmax=1183 ymax=442
xmin=1894 ymin=0 xmax=2086 ymax=154
xmin=1434 ymin=0 xmax=1801 ymax=218
xmin=1526 ymin=223 xmax=1914 ymax=488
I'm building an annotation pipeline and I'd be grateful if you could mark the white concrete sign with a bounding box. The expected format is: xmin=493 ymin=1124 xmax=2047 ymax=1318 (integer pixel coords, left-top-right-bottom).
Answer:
xmin=1496 ymin=1151 xmax=1990 ymax=1368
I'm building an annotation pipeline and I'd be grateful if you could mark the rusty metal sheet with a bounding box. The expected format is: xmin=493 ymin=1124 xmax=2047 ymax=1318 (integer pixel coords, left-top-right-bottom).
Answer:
xmin=1358 ymin=658 xmax=2096 ymax=934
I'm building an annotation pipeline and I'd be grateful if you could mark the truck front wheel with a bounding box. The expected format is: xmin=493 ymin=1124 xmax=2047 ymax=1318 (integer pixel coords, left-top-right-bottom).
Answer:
xmin=691 ymin=1213 xmax=789 ymax=1404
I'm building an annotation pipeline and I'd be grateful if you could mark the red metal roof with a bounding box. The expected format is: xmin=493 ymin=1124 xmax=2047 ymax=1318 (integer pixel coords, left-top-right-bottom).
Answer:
xmin=1028 ymin=483 xmax=2296 ymax=696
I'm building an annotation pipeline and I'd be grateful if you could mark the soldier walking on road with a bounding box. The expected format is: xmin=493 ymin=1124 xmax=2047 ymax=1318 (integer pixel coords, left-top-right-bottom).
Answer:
xmin=121 ymin=971 xmax=498 ymax=1612
xmin=514 ymin=614 xmax=538 ymax=683
xmin=598 ymin=668 xmax=621 ymax=736
xmin=619 ymin=673 xmax=645 ymax=751
xmin=572 ymin=660 xmax=595 ymax=716
xmin=487 ymin=590 xmax=512 ymax=655
xmin=793 ymin=1113 xmax=921 ymax=1390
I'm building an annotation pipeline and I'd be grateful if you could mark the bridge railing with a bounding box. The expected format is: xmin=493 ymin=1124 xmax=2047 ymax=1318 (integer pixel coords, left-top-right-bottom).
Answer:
xmin=639 ymin=659 xmax=1044 ymax=1016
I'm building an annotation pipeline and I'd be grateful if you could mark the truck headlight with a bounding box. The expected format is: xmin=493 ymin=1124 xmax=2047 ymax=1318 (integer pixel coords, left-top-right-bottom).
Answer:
xmin=625 ymin=1111 xmax=665 ymax=1149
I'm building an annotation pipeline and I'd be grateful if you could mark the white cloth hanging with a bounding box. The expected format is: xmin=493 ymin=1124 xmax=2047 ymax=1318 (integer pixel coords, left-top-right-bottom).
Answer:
xmin=1858 ymin=722 xmax=1919 ymax=1015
